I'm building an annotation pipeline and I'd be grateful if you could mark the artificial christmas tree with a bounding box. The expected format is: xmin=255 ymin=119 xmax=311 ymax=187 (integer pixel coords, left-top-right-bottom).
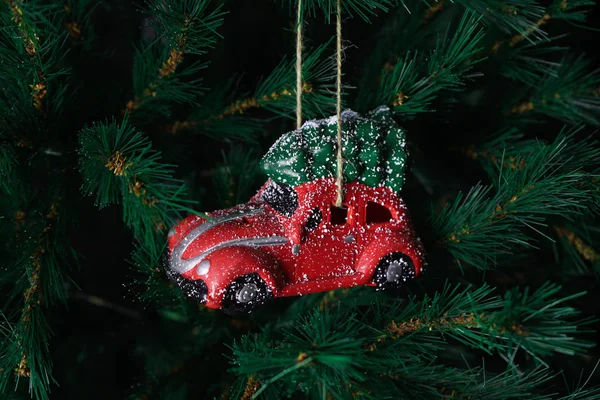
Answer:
xmin=1 ymin=0 xmax=600 ymax=399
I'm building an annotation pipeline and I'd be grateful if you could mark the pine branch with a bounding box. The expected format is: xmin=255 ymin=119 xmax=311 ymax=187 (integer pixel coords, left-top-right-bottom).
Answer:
xmin=399 ymin=0 xmax=581 ymax=38
xmin=486 ymin=0 xmax=594 ymax=87
xmin=256 ymin=39 xmax=340 ymax=119
xmin=463 ymin=125 xmax=600 ymax=179
xmin=127 ymin=39 xmax=207 ymax=119
xmin=354 ymin=1 xmax=449 ymax=112
xmin=147 ymin=0 xmax=224 ymax=56
xmin=370 ymin=11 xmax=485 ymax=118
xmin=290 ymin=0 xmax=593 ymax=33
xmin=62 ymin=0 xmax=100 ymax=48
xmin=129 ymin=234 xmax=182 ymax=307
xmin=77 ymin=117 xmax=199 ymax=241
xmin=458 ymin=127 xmax=538 ymax=176
xmin=507 ymin=56 xmax=600 ymax=126
xmin=231 ymin=282 xmax=592 ymax=398
xmin=0 ymin=199 xmax=73 ymax=400
xmin=0 ymin=144 xmax=17 ymax=194
xmin=494 ymin=0 xmax=594 ymax=50
xmin=166 ymin=40 xmax=339 ymax=136
xmin=0 ymin=307 xmax=53 ymax=400
xmin=377 ymin=364 xmax=554 ymax=400
xmin=231 ymin=309 xmax=371 ymax=398
xmin=557 ymin=360 xmax=600 ymax=399
xmin=455 ymin=0 xmax=545 ymax=37
xmin=441 ymin=367 xmax=554 ymax=400
xmin=553 ymin=223 xmax=600 ymax=277
xmin=125 ymin=0 xmax=225 ymax=120
xmin=378 ymin=282 xmax=595 ymax=364
xmin=456 ymin=127 xmax=540 ymax=184
xmin=433 ymin=133 xmax=600 ymax=270
xmin=497 ymin=36 xmax=567 ymax=87
xmin=211 ymin=146 xmax=262 ymax=208
xmin=547 ymin=0 xmax=596 ymax=22
xmin=0 ymin=0 xmax=70 ymax=120
xmin=163 ymin=77 xmax=263 ymax=138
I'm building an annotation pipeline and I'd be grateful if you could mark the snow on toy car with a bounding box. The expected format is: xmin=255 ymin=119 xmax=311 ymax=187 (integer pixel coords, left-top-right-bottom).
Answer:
xmin=165 ymin=107 xmax=426 ymax=313
xmin=166 ymin=178 xmax=425 ymax=313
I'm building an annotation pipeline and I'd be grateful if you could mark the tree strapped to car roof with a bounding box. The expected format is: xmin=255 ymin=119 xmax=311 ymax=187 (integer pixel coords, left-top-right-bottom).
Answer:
xmin=260 ymin=106 xmax=408 ymax=192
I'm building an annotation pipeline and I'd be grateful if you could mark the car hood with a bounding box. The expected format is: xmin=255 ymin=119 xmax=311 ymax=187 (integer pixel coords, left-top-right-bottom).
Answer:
xmin=168 ymin=202 xmax=288 ymax=274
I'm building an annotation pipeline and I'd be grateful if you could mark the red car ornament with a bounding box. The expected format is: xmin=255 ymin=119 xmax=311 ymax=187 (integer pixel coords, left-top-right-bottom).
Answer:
xmin=165 ymin=177 xmax=426 ymax=313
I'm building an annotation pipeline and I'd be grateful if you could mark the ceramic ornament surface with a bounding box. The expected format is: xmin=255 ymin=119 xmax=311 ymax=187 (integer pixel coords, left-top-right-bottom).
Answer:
xmin=165 ymin=107 xmax=425 ymax=314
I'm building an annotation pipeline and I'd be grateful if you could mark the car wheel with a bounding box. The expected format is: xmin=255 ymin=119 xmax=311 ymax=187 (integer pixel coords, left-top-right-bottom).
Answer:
xmin=222 ymin=273 xmax=273 ymax=315
xmin=372 ymin=252 xmax=416 ymax=290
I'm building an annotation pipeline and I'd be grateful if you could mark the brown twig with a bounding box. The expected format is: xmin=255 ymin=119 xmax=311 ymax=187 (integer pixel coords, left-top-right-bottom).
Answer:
xmin=387 ymin=313 xmax=479 ymax=337
xmin=241 ymin=375 xmax=260 ymax=400
xmin=165 ymin=83 xmax=314 ymax=134
xmin=105 ymin=152 xmax=159 ymax=211
xmin=460 ymin=146 xmax=527 ymax=171
xmin=554 ymin=226 xmax=599 ymax=264
xmin=124 ymin=17 xmax=191 ymax=113
xmin=14 ymin=199 xmax=61 ymax=377
xmin=422 ymin=0 xmax=444 ymax=25
xmin=70 ymin=291 xmax=142 ymax=319
xmin=368 ymin=312 xmax=529 ymax=352
xmin=105 ymin=151 xmax=131 ymax=176
xmin=508 ymin=13 xmax=552 ymax=48
xmin=63 ymin=5 xmax=83 ymax=42
xmin=6 ymin=0 xmax=47 ymax=112
xmin=445 ymin=184 xmax=533 ymax=244
xmin=491 ymin=8 xmax=558 ymax=55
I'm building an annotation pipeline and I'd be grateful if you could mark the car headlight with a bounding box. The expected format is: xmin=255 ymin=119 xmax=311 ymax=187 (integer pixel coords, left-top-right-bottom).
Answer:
xmin=196 ymin=259 xmax=210 ymax=276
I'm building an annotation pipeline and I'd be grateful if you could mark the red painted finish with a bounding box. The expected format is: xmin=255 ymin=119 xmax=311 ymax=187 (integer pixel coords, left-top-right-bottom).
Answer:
xmin=167 ymin=178 xmax=426 ymax=309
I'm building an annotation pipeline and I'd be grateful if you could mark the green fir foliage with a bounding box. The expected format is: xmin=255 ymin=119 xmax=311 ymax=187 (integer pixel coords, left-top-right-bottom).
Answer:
xmin=63 ymin=0 xmax=101 ymax=49
xmin=507 ymin=56 xmax=600 ymax=125
xmin=498 ymin=37 xmax=568 ymax=87
xmin=157 ymin=40 xmax=338 ymax=138
xmin=77 ymin=117 xmax=197 ymax=240
xmin=146 ymin=0 xmax=225 ymax=56
xmin=255 ymin=40 xmax=339 ymax=120
xmin=433 ymin=132 xmax=600 ymax=270
xmin=360 ymin=11 xmax=485 ymax=117
xmin=0 ymin=198 xmax=75 ymax=400
xmin=126 ymin=0 xmax=225 ymax=122
xmin=231 ymin=282 xmax=594 ymax=399
xmin=1 ymin=0 xmax=600 ymax=399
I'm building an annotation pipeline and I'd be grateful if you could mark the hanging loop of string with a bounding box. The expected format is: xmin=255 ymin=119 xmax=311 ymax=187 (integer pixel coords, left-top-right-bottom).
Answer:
xmin=334 ymin=0 xmax=344 ymax=207
xmin=295 ymin=0 xmax=344 ymax=206
xmin=296 ymin=0 xmax=303 ymax=129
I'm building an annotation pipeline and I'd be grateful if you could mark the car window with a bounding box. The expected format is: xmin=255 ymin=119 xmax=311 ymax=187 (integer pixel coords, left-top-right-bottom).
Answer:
xmin=304 ymin=207 xmax=322 ymax=232
xmin=365 ymin=201 xmax=393 ymax=224
xmin=330 ymin=204 xmax=348 ymax=225
xmin=261 ymin=181 xmax=298 ymax=217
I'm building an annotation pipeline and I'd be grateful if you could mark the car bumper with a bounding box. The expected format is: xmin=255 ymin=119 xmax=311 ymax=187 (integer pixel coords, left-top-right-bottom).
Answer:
xmin=165 ymin=262 xmax=208 ymax=304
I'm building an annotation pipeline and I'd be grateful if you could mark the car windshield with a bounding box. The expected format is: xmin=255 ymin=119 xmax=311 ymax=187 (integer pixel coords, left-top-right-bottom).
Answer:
xmin=261 ymin=181 xmax=299 ymax=217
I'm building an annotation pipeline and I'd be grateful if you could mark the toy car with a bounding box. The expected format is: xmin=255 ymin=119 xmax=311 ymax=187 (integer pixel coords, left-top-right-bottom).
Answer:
xmin=166 ymin=177 xmax=426 ymax=313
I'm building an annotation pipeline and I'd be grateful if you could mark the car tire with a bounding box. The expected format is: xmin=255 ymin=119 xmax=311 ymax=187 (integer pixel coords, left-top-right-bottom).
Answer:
xmin=372 ymin=252 xmax=416 ymax=291
xmin=222 ymin=273 xmax=273 ymax=315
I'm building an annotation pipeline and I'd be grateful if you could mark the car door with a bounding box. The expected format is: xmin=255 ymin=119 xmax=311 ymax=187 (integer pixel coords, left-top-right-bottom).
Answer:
xmin=293 ymin=201 xmax=359 ymax=282
xmin=354 ymin=190 xmax=399 ymax=250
